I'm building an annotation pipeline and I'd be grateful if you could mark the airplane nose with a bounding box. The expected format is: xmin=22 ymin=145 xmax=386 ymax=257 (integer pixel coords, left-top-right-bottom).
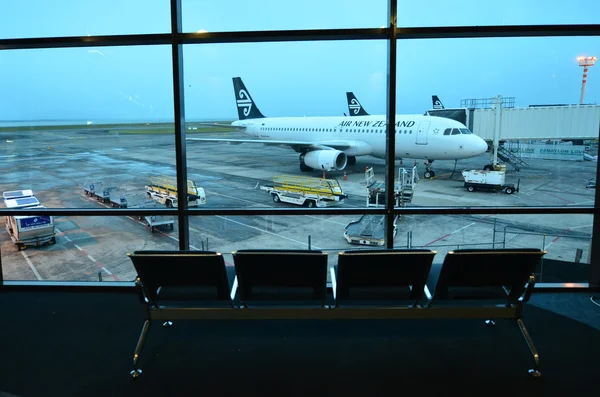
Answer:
xmin=475 ymin=136 xmax=488 ymax=154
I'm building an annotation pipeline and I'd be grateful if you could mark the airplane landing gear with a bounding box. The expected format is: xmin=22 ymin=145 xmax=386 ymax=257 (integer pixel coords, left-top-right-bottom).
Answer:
xmin=423 ymin=160 xmax=435 ymax=179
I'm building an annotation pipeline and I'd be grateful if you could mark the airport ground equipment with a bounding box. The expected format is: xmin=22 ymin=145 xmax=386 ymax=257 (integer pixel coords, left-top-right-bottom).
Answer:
xmin=2 ymin=190 xmax=56 ymax=251
xmin=365 ymin=166 xmax=418 ymax=207
xmin=462 ymin=170 xmax=519 ymax=194
xmin=83 ymin=180 xmax=117 ymax=203
xmin=108 ymin=189 xmax=128 ymax=208
xmin=586 ymin=178 xmax=596 ymax=188
xmin=344 ymin=166 xmax=417 ymax=246
xmin=145 ymin=176 xmax=206 ymax=208
xmin=259 ymin=175 xmax=346 ymax=208
xmin=344 ymin=214 xmax=399 ymax=246
xmin=128 ymin=198 xmax=175 ymax=233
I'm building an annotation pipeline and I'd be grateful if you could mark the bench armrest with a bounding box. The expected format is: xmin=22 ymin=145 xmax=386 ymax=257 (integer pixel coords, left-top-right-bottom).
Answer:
xmin=329 ymin=267 xmax=337 ymax=300
xmin=520 ymin=274 xmax=536 ymax=303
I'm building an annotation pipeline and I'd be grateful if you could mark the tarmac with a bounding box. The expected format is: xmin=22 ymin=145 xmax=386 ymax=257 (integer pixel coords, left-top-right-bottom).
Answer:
xmin=0 ymin=127 xmax=596 ymax=282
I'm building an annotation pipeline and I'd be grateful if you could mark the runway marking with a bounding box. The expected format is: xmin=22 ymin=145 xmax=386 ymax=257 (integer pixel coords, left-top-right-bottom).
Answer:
xmin=216 ymin=215 xmax=321 ymax=249
xmin=21 ymin=251 xmax=43 ymax=280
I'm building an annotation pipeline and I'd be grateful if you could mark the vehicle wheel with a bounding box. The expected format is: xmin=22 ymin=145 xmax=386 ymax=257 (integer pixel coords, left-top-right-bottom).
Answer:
xmin=467 ymin=186 xmax=475 ymax=192
xmin=505 ymin=187 xmax=514 ymax=194
xmin=424 ymin=170 xmax=433 ymax=179
xmin=50 ymin=236 xmax=56 ymax=244
xmin=483 ymin=164 xmax=493 ymax=171
xmin=305 ymin=200 xmax=315 ymax=208
xmin=166 ymin=200 xmax=172 ymax=208
xmin=272 ymin=194 xmax=280 ymax=203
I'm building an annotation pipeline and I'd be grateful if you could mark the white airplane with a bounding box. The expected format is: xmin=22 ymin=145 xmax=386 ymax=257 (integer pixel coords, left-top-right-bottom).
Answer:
xmin=187 ymin=77 xmax=488 ymax=178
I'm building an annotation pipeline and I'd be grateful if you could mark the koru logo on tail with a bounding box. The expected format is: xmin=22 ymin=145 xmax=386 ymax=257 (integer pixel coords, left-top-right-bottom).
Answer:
xmin=237 ymin=89 xmax=253 ymax=116
xmin=433 ymin=100 xmax=443 ymax=109
xmin=349 ymin=98 xmax=361 ymax=115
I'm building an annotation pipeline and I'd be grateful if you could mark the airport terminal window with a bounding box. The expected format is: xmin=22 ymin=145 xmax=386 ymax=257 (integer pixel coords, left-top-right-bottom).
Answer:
xmin=0 ymin=3 xmax=598 ymax=287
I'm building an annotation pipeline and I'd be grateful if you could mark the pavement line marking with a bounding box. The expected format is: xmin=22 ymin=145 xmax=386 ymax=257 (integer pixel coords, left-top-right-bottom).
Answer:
xmin=544 ymin=228 xmax=571 ymax=250
xmin=56 ymin=227 xmax=119 ymax=281
xmin=423 ymin=233 xmax=451 ymax=247
xmin=568 ymin=224 xmax=593 ymax=229
xmin=216 ymin=215 xmax=322 ymax=249
xmin=21 ymin=251 xmax=43 ymax=281
xmin=544 ymin=192 xmax=575 ymax=204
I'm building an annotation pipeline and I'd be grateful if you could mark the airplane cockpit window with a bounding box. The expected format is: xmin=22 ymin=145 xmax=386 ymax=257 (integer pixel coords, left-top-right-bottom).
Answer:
xmin=459 ymin=128 xmax=472 ymax=134
xmin=443 ymin=128 xmax=451 ymax=135
xmin=451 ymin=128 xmax=461 ymax=135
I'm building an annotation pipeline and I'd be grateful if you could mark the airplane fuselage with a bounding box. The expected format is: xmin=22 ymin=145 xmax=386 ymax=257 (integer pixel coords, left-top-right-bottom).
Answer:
xmin=232 ymin=114 xmax=487 ymax=161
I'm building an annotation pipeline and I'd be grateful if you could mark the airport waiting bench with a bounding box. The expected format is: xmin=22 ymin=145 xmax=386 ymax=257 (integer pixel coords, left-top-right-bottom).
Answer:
xmin=127 ymin=248 xmax=546 ymax=378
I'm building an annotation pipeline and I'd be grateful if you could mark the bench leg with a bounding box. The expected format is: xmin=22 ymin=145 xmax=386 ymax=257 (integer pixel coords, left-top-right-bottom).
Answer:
xmin=130 ymin=320 xmax=151 ymax=378
xmin=517 ymin=318 xmax=541 ymax=377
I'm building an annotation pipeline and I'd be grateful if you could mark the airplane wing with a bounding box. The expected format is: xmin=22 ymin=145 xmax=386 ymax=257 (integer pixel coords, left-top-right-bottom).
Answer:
xmin=186 ymin=137 xmax=353 ymax=152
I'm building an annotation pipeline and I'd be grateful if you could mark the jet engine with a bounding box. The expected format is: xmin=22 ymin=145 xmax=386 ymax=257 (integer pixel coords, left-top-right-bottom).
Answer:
xmin=301 ymin=150 xmax=347 ymax=171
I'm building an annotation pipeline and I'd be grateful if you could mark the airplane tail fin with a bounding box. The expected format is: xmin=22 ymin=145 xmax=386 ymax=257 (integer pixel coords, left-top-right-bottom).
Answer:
xmin=432 ymin=95 xmax=445 ymax=109
xmin=346 ymin=92 xmax=369 ymax=116
xmin=232 ymin=77 xmax=265 ymax=120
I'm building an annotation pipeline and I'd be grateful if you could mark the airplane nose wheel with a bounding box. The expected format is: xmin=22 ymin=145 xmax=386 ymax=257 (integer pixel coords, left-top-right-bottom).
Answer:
xmin=423 ymin=160 xmax=435 ymax=179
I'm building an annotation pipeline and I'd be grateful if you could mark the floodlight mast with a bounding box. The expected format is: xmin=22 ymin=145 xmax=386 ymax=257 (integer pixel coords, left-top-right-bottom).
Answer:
xmin=577 ymin=56 xmax=597 ymax=104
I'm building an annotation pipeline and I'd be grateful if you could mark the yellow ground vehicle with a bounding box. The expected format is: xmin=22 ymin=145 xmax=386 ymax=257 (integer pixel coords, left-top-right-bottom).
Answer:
xmin=145 ymin=176 xmax=206 ymax=208
xmin=260 ymin=175 xmax=346 ymax=208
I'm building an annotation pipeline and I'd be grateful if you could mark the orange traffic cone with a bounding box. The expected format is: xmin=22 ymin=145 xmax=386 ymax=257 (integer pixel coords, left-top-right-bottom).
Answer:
xmin=344 ymin=171 xmax=347 ymax=181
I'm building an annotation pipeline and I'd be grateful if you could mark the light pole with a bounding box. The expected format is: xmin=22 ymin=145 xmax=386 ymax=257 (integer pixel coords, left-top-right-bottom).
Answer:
xmin=577 ymin=56 xmax=597 ymax=104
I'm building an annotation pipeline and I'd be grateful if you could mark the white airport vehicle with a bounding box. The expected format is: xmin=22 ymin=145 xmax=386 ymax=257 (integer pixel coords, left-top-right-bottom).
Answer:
xmin=344 ymin=214 xmax=399 ymax=246
xmin=129 ymin=199 xmax=175 ymax=233
xmin=344 ymin=166 xmax=417 ymax=246
xmin=365 ymin=166 xmax=418 ymax=207
xmin=145 ymin=176 xmax=206 ymax=208
xmin=2 ymin=190 xmax=56 ymax=251
xmin=259 ymin=175 xmax=346 ymax=208
xmin=462 ymin=170 xmax=519 ymax=194
xmin=186 ymin=77 xmax=489 ymax=179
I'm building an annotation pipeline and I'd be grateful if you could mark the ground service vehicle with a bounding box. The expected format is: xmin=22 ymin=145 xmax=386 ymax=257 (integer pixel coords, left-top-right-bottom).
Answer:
xmin=3 ymin=190 xmax=56 ymax=251
xmin=145 ymin=176 xmax=206 ymax=208
xmin=462 ymin=170 xmax=519 ymax=194
xmin=259 ymin=175 xmax=346 ymax=208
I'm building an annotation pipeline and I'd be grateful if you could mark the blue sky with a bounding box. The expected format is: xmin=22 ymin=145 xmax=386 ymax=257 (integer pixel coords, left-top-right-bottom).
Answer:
xmin=0 ymin=0 xmax=598 ymax=122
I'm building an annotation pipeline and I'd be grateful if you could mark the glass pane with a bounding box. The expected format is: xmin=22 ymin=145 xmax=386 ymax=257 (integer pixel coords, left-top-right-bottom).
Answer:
xmin=0 ymin=215 xmax=178 ymax=282
xmin=397 ymin=0 xmax=598 ymax=27
xmin=183 ymin=0 xmax=387 ymax=32
xmin=1 ymin=46 xmax=176 ymax=209
xmin=183 ymin=40 xmax=390 ymax=209
xmin=396 ymin=36 xmax=599 ymax=204
xmin=0 ymin=0 xmax=170 ymax=39
xmin=405 ymin=214 xmax=593 ymax=284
